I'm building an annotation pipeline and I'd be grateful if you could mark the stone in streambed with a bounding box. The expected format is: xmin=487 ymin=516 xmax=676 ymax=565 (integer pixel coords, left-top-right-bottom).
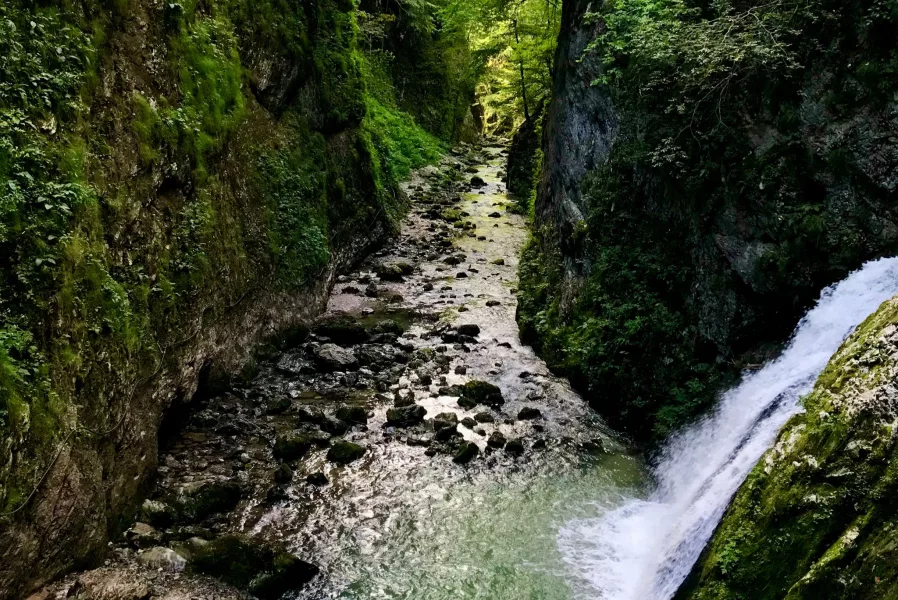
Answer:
xmin=273 ymin=463 xmax=293 ymax=484
xmin=137 ymin=547 xmax=186 ymax=572
xmin=474 ymin=412 xmax=495 ymax=423
xmin=452 ymin=442 xmax=480 ymax=464
xmin=311 ymin=344 xmax=359 ymax=372
xmin=189 ymin=534 xmax=319 ymax=599
xmin=461 ymin=417 xmax=477 ymax=429
xmin=517 ymin=407 xmax=542 ymax=420
xmin=487 ymin=431 xmax=507 ymax=448
xmin=306 ymin=472 xmax=329 ymax=486
xmin=462 ymin=380 xmax=504 ymax=407
xmin=327 ymin=439 xmax=367 ymax=464
xmin=456 ymin=324 xmax=480 ymax=336
xmin=505 ymin=439 xmax=525 ymax=455
xmin=386 ymin=404 xmax=427 ymax=427
xmin=319 ymin=417 xmax=350 ymax=436
xmin=176 ymin=480 xmax=242 ymax=523
xmin=140 ymin=499 xmax=176 ymax=529
xmin=336 ymin=405 xmax=368 ymax=425
xmin=273 ymin=433 xmax=313 ymax=461
xmin=313 ymin=315 xmax=369 ymax=345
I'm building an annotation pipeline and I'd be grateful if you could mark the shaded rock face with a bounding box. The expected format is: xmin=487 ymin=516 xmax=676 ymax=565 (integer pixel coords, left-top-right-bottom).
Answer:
xmin=519 ymin=0 xmax=898 ymax=438
xmin=504 ymin=109 xmax=544 ymax=204
xmin=678 ymin=297 xmax=898 ymax=600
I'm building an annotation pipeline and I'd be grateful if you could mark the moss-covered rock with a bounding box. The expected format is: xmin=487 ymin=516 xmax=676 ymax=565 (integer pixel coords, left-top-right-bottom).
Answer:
xmin=461 ymin=381 xmax=504 ymax=407
xmin=677 ymin=296 xmax=898 ymax=600
xmin=326 ymin=439 xmax=367 ymax=464
xmin=190 ymin=534 xmax=319 ymax=599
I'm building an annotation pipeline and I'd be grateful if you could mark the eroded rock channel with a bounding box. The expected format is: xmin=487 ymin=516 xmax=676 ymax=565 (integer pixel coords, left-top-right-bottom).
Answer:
xmin=46 ymin=146 xmax=647 ymax=600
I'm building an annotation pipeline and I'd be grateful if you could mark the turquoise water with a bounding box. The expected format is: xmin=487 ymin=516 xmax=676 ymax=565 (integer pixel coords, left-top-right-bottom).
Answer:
xmin=326 ymin=453 xmax=646 ymax=600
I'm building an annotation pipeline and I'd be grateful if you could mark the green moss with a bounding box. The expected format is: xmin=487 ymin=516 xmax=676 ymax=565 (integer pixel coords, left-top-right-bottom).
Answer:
xmin=678 ymin=297 xmax=898 ymax=600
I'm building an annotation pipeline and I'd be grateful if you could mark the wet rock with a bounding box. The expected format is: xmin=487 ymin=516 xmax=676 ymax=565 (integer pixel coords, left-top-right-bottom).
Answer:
xmin=505 ymin=439 xmax=525 ymax=455
xmin=487 ymin=431 xmax=507 ymax=448
xmin=454 ymin=365 xmax=467 ymax=375
xmin=461 ymin=417 xmax=477 ymax=429
xmin=126 ymin=522 xmax=162 ymax=549
xmin=376 ymin=263 xmax=407 ymax=282
xmin=386 ymin=404 xmax=427 ymax=427
xmin=517 ymin=407 xmax=542 ymax=420
xmin=137 ymin=547 xmax=186 ymax=572
xmin=418 ymin=372 xmax=433 ymax=386
xmin=488 ymin=212 xmax=501 ymax=218
xmin=320 ymin=417 xmax=350 ymax=437
xmin=297 ymin=407 xmax=325 ymax=425
xmin=265 ymin=485 xmax=289 ymax=503
xmin=532 ymin=439 xmax=547 ymax=449
xmin=265 ymin=396 xmax=291 ymax=415
xmin=311 ymin=344 xmax=359 ymax=372
xmin=433 ymin=412 xmax=459 ymax=430
xmin=342 ymin=286 xmax=360 ymax=294
xmin=456 ymin=272 xmax=468 ymax=278
xmin=336 ymin=405 xmax=368 ymax=425
xmin=452 ymin=442 xmax=480 ymax=464
xmin=456 ymin=324 xmax=481 ymax=336
xmin=313 ymin=314 xmax=369 ymax=345
xmin=176 ymin=480 xmax=242 ymax=523
xmin=273 ymin=463 xmax=293 ymax=484
xmin=486 ymin=300 xmax=501 ymax=307
xmin=580 ymin=438 xmax=606 ymax=454
xmin=73 ymin=570 xmax=150 ymax=600
xmin=462 ymin=380 xmax=504 ymax=407
xmin=457 ymin=396 xmax=477 ymax=410
xmin=327 ymin=439 xmax=367 ymax=464
xmin=491 ymin=258 xmax=505 ymax=265
xmin=276 ymin=353 xmax=313 ymax=376
xmin=306 ymin=472 xmax=329 ymax=486
xmin=190 ymin=535 xmax=319 ymax=599
xmin=371 ymin=319 xmax=404 ymax=335
xmin=435 ymin=426 xmax=461 ymax=441
xmin=470 ymin=176 xmax=486 ymax=187
xmin=140 ymin=499 xmax=176 ymax=529
xmin=365 ymin=283 xmax=381 ymax=297
xmin=273 ymin=433 xmax=313 ymax=461
xmin=422 ymin=282 xmax=434 ymax=291
xmin=473 ymin=412 xmax=495 ymax=423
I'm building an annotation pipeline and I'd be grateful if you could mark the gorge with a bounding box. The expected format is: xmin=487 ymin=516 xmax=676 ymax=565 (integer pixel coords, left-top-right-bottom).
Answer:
xmin=2 ymin=0 xmax=898 ymax=599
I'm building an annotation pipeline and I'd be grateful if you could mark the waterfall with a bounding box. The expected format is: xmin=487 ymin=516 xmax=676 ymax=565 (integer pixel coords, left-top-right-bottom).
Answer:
xmin=558 ymin=256 xmax=898 ymax=600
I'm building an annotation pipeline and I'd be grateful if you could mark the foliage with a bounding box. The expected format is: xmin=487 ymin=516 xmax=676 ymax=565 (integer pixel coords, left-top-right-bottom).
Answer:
xmin=474 ymin=0 xmax=560 ymax=132
xmin=520 ymin=0 xmax=898 ymax=438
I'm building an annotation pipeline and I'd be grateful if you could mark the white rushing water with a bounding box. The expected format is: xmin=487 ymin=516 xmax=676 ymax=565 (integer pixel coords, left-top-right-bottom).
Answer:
xmin=559 ymin=256 xmax=898 ymax=600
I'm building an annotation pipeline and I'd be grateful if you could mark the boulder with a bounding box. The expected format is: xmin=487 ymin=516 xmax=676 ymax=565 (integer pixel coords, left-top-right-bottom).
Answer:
xmin=189 ymin=535 xmax=318 ymax=599
xmin=176 ymin=480 xmax=242 ymax=523
xmin=327 ymin=439 xmax=367 ymax=464
xmin=462 ymin=380 xmax=504 ymax=407
xmin=273 ymin=433 xmax=313 ymax=461
xmin=319 ymin=417 xmax=350 ymax=436
xmin=386 ymin=404 xmax=427 ymax=427
xmin=313 ymin=314 xmax=369 ymax=345
xmin=456 ymin=324 xmax=480 ymax=336
xmin=311 ymin=344 xmax=359 ymax=372
xmin=517 ymin=407 xmax=542 ymax=420
xmin=137 ymin=547 xmax=186 ymax=573
xmin=335 ymin=405 xmax=368 ymax=425
xmin=487 ymin=431 xmax=507 ymax=448
xmin=452 ymin=442 xmax=480 ymax=464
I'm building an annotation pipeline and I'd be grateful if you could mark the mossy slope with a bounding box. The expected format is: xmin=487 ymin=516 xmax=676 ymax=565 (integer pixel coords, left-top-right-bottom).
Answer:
xmin=677 ymin=295 xmax=898 ymax=599
xmin=0 ymin=0 xmax=465 ymax=595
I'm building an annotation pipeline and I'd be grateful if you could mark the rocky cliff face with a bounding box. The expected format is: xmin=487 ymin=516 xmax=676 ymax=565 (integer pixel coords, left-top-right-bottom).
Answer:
xmin=0 ymin=0 xmax=464 ymax=596
xmin=677 ymin=294 xmax=898 ymax=599
xmin=518 ymin=0 xmax=898 ymax=438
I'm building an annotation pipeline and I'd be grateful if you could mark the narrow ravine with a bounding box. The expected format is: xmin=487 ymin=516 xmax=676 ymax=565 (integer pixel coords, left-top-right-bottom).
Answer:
xmin=70 ymin=145 xmax=647 ymax=600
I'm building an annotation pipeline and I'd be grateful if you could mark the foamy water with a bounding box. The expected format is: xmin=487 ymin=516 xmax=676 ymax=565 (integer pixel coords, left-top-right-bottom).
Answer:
xmin=559 ymin=257 xmax=898 ymax=599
